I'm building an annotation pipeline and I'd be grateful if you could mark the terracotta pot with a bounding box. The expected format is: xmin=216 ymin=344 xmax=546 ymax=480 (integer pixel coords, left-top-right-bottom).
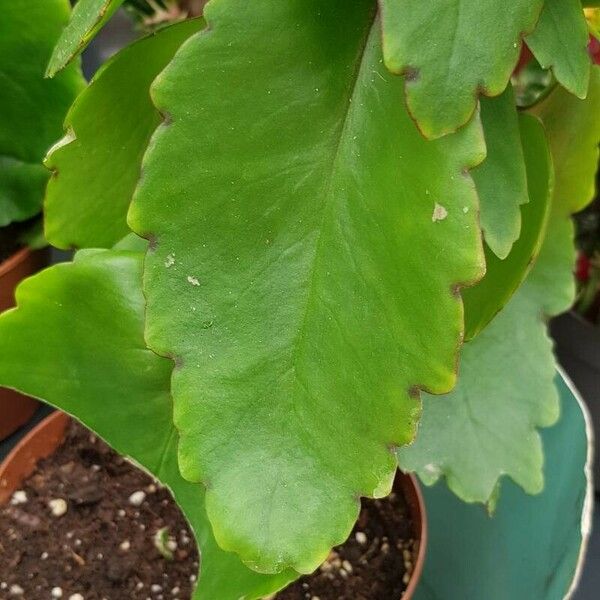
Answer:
xmin=0 ymin=411 xmax=68 ymax=504
xmin=397 ymin=471 xmax=427 ymax=599
xmin=0 ymin=246 xmax=50 ymax=440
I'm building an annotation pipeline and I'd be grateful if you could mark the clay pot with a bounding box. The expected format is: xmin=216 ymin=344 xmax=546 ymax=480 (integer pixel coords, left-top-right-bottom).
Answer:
xmin=0 ymin=246 xmax=50 ymax=440
xmin=0 ymin=411 xmax=68 ymax=504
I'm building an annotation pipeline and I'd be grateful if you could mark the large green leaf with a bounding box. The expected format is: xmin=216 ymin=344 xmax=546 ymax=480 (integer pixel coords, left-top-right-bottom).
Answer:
xmin=0 ymin=0 xmax=84 ymax=227
xmin=526 ymin=0 xmax=591 ymax=100
xmin=379 ymin=0 xmax=544 ymax=138
xmin=0 ymin=245 xmax=297 ymax=600
xmin=398 ymin=116 xmax=557 ymax=502
xmin=128 ymin=0 xmax=485 ymax=574
xmin=472 ymin=85 xmax=529 ymax=259
xmin=414 ymin=373 xmax=592 ymax=600
xmin=463 ymin=114 xmax=552 ymax=340
xmin=46 ymin=0 xmax=125 ymax=78
xmin=45 ymin=19 xmax=204 ymax=249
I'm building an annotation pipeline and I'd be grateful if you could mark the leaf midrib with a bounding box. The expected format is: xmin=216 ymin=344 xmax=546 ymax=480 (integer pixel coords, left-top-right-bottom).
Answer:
xmin=290 ymin=8 xmax=379 ymax=383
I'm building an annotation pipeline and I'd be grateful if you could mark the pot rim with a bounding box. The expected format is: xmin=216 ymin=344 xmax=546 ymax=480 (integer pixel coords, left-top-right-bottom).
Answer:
xmin=0 ymin=412 xmax=428 ymax=598
xmin=399 ymin=471 xmax=427 ymax=599
xmin=0 ymin=245 xmax=35 ymax=279
xmin=0 ymin=410 xmax=68 ymax=505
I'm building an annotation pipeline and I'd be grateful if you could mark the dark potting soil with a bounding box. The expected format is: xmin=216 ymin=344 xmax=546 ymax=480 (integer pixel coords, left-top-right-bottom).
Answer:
xmin=277 ymin=484 xmax=417 ymax=600
xmin=0 ymin=422 xmax=198 ymax=599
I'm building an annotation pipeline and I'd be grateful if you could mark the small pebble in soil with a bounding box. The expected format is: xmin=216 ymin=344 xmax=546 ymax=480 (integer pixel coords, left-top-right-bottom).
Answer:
xmin=10 ymin=490 xmax=28 ymax=505
xmin=69 ymin=594 xmax=84 ymax=600
xmin=48 ymin=498 xmax=68 ymax=517
xmin=129 ymin=490 xmax=147 ymax=506
xmin=355 ymin=531 xmax=367 ymax=545
xmin=120 ymin=539 xmax=132 ymax=551
xmin=51 ymin=586 xmax=63 ymax=598
xmin=9 ymin=584 xmax=24 ymax=596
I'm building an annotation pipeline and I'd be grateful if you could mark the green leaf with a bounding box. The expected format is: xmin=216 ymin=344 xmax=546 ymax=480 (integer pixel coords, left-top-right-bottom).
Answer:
xmin=0 ymin=158 xmax=49 ymax=227
xmin=45 ymin=18 xmax=205 ymax=249
xmin=0 ymin=0 xmax=84 ymax=227
xmin=0 ymin=247 xmax=297 ymax=599
xmin=46 ymin=0 xmax=124 ymax=78
xmin=398 ymin=288 xmax=560 ymax=502
xmin=398 ymin=67 xmax=600 ymax=505
xmin=472 ymin=85 xmax=529 ymax=259
xmin=533 ymin=66 xmax=600 ymax=217
xmin=128 ymin=0 xmax=485 ymax=574
xmin=0 ymin=0 xmax=85 ymax=163
xmin=379 ymin=0 xmax=544 ymax=138
xmin=397 ymin=116 xmax=557 ymax=502
xmin=414 ymin=373 xmax=592 ymax=600
xmin=529 ymin=65 xmax=600 ymax=316
xmin=463 ymin=114 xmax=552 ymax=340
xmin=526 ymin=0 xmax=591 ymax=99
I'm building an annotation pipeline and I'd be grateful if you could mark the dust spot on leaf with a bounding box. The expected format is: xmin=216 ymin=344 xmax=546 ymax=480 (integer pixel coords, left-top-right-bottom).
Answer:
xmin=164 ymin=253 xmax=176 ymax=268
xmin=187 ymin=275 xmax=200 ymax=286
xmin=432 ymin=203 xmax=448 ymax=222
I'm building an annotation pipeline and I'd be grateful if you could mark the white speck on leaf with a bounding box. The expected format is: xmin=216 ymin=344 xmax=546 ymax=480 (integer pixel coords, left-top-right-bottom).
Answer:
xmin=424 ymin=463 xmax=441 ymax=476
xmin=463 ymin=206 xmax=469 ymax=213
xmin=432 ymin=203 xmax=448 ymax=222
xmin=164 ymin=254 xmax=175 ymax=268
xmin=187 ymin=275 xmax=200 ymax=286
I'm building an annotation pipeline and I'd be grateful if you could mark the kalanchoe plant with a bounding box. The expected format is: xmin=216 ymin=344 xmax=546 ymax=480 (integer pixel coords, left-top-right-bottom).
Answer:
xmin=0 ymin=0 xmax=599 ymax=598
